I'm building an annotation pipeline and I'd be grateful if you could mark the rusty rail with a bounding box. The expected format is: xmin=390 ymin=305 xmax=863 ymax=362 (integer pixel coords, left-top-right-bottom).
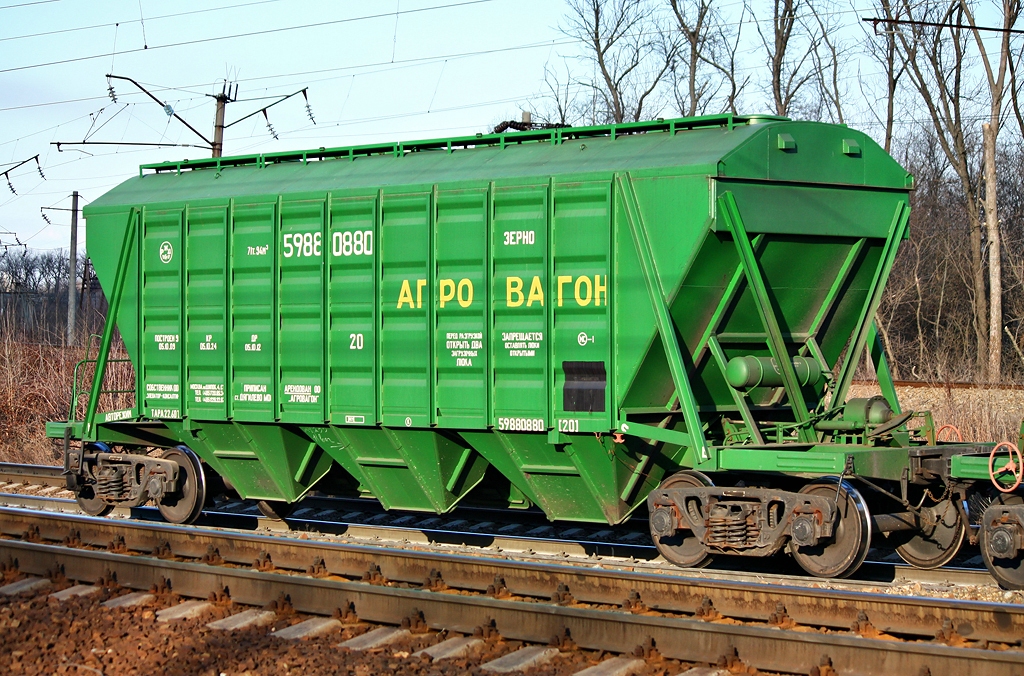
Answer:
xmin=852 ymin=379 xmax=1024 ymax=391
xmin=0 ymin=506 xmax=1022 ymax=675
xmin=0 ymin=463 xmax=65 ymax=487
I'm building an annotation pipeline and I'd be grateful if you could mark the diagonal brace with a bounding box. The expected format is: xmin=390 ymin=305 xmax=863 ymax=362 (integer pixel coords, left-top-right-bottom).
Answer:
xmin=868 ymin=321 xmax=902 ymax=415
xmin=616 ymin=172 xmax=710 ymax=465
xmin=83 ymin=209 xmax=138 ymax=440
xmin=718 ymin=192 xmax=815 ymax=442
xmin=831 ymin=202 xmax=910 ymax=410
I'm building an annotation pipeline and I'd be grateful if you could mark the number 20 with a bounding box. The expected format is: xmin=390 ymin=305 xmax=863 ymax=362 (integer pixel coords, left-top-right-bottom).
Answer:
xmin=349 ymin=333 xmax=364 ymax=350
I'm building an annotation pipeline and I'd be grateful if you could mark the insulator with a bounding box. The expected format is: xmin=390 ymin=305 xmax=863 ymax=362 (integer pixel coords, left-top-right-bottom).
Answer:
xmin=41 ymin=213 xmax=51 ymax=225
xmin=35 ymin=158 xmax=44 ymax=179
xmin=107 ymin=84 xmax=117 ymax=103
xmin=5 ymin=175 xmax=14 ymax=195
xmin=262 ymin=108 xmax=278 ymax=140
xmin=306 ymin=103 xmax=316 ymax=125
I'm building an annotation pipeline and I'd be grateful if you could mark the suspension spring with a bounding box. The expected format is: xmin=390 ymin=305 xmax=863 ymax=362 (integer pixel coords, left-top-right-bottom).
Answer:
xmin=95 ymin=466 xmax=126 ymax=500
xmin=706 ymin=503 xmax=750 ymax=547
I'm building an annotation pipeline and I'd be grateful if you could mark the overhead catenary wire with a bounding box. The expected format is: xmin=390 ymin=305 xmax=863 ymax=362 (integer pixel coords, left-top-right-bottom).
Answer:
xmin=864 ymin=15 xmax=1024 ymax=36
xmin=137 ymin=0 xmax=149 ymax=49
xmin=0 ymin=0 xmax=288 ymax=44
xmin=427 ymin=61 xmax=448 ymax=113
xmin=1 ymin=155 xmax=45 ymax=195
xmin=0 ymin=0 xmax=57 ymax=9
xmin=0 ymin=0 xmax=503 ymax=75
xmin=391 ymin=0 xmax=401 ymax=62
xmin=0 ymin=38 xmax=574 ymax=115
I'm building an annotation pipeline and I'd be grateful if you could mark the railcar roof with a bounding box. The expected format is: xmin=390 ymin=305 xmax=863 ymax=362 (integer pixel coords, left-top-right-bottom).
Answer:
xmin=86 ymin=114 xmax=911 ymax=212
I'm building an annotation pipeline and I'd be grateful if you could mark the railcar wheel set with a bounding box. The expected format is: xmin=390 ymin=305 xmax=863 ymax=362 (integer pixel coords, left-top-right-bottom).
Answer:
xmin=47 ymin=115 xmax=1024 ymax=587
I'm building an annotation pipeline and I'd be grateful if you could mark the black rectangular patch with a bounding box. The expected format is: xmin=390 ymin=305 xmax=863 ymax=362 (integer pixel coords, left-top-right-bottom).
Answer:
xmin=562 ymin=361 xmax=606 ymax=412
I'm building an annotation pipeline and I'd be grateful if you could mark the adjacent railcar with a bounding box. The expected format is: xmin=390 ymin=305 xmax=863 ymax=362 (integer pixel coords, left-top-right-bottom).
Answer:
xmin=50 ymin=115 xmax=1024 ymax=587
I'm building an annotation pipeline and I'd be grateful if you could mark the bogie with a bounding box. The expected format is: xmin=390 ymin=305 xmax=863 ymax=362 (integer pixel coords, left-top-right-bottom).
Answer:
xmin=68 ymin=444 xmax=207 ymax=525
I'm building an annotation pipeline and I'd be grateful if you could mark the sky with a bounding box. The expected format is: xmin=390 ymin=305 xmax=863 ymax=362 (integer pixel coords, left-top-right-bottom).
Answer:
xmin=0 ymin=0 xmax=574 ymax=252
xmin=0 ymin=0 xmax=1011 ymax=254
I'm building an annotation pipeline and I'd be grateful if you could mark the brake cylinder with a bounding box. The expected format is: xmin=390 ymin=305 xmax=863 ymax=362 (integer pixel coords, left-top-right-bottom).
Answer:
xmin=725 ymin=356 xmax=822 ymax=390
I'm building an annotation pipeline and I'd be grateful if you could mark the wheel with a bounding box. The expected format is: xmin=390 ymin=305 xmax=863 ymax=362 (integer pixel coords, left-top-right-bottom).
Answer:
xmin=256 ymin=500 xmax=295 ymax=521
xmin=650 ymin=470 xmax=714 ymax=568
xmin=791 ymin=478 xmax=871 ymax=579
xmin=73 ymin=442 xmax=114 ymax=517
xmin=980 ymin=492 xmax=1024 ymax=590
xmin=75 ymin=482 xmax=113 ymax=517
xmin=935 ymin=424 xmax=963 ymax=443
xmin=988 ymin=442 xmax=1023 ymax=493
xmin=156 ymin=446 xmax=206 ymax=524
xmin=893 ymin=498 xmax=965 ymax=569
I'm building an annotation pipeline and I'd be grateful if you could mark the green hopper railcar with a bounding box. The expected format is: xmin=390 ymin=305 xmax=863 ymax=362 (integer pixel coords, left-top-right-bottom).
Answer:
xmin=49 ymin=114 xmax=1024 ymax=587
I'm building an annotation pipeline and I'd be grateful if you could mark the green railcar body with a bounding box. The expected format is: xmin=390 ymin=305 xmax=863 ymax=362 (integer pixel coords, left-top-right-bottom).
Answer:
xmin=60 ymin=115 xmax=917 ymax=522
xmin=54 ymin=114 xmax=1024 ymax=538
xmin=53 ymin=115 xmax=1024 ymax=585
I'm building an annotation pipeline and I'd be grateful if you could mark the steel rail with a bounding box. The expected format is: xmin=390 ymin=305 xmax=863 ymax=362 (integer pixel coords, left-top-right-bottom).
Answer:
xmin=0 ymin=463 xmax=65 ymax=487
xmin=0 ymin=490 xmax=999 ymax=589
xmin=0 ymin=506 xmax=1022 ymax=648
xmin=851 ymin=379 xmax=1024 ymax=391
xmin=0 ymin=515 xmax=1021 ymax=675
xmin=0 ymin=459 xmax=1002 ymax=588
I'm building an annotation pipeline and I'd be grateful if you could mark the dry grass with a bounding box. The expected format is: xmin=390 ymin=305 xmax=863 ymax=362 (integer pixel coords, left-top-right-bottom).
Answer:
xmin=849 ymin=382 xmax=1024 ymax=443
xmin=0 ymin=335 xmax=134 ymax=465
xmin=0 ymin=339 xmax=77 ymax=464
xmin=0 ymin=336 xmax=1019 ymax=467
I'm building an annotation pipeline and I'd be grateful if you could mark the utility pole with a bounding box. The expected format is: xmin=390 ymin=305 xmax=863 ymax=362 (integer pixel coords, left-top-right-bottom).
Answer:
xmin=67 ymin=190 xmax=78 ymax=347
xmin=212 ymin=92 xmax=228 ymax=158
xmin=211 ymin=81 xmax=237 ymax=158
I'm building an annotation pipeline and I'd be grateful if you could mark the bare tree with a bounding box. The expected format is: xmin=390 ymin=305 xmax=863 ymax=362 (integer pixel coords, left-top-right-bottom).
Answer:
xmin=860 ymin=2 xmax=910 ymax=152
xmin=716 ymin=5 xmax=752 ymax=114
xmin=666 ymin=0 xmax=750 ymax=115
xmin=879 ymin=130 xmax=980 ymax=381
xmin=807 ymin=0 xmax=849 ymax=123
xmin=748 ymin=0 xmax=820 ymax=117
xmin=0 ymin=248 xmax=79 ymax=344
xmin=666 ymin=0 xmax=716 ymax=116
xmin=562 ymin=0 xmax=678 ymax=123
xmin=998 ymin=141 xmax=1024 ymax=376
xmin=883 ymin=0 xmax=990 ymax=379
xmin=528 ymin=59 xmax=589 ymax=127
xmin=960 ymin=0 xmax=1020 ymax=381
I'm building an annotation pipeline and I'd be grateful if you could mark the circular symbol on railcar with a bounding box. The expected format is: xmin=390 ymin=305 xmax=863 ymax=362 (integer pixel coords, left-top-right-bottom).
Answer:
xmin=159 ymin=241 xmax=173 ymax=264
xmin=405 ymin=417 xmax=412 ymax=427
xmin=578 ymin=331 xmax=592 ymax=346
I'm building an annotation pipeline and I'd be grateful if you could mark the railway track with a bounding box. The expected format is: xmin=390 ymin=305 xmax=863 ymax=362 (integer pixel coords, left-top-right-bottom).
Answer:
xmin=0 ymin=463 xmax=1002 ymax=589
xmin=1 ymin=504 xmax=1023 ymax=676
xmin=0 ymin=463 xmax=1004 ymax=591
xmin=0 ymin=462 xmax=1019 ymax=671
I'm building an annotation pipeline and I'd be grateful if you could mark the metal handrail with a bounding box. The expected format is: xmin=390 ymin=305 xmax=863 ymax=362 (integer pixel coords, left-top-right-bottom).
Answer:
xmin=67 ymin=334 xmax=136 ymax=424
